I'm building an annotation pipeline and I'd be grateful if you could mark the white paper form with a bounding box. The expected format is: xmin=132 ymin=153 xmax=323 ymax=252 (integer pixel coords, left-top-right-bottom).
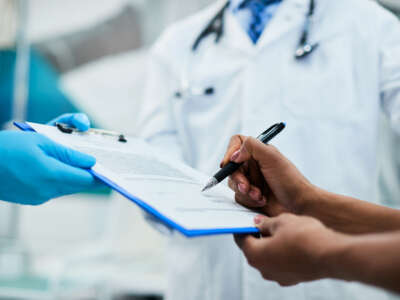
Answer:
xmin=27 ymin=122 xmax=259 ymax=235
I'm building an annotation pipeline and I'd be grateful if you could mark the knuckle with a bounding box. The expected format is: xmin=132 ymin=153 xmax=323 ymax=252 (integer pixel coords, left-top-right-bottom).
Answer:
xmin=228 ymin=178 xmax=235 ymax=189
xmin=229 ymin=135 xmax=242 ymax=147
xmin=261 ymin=271 xmax=272 ymax=281
xmin=234 ymin=194 xmax=255 ymax=208
xmin=280 ymin=212 xmax=292 ymax=218
xmin=243 ymin=137 xmax=252 ymax=147
xmin=268 ymin=144 xmax=279 ymax=154
xmin=230 ymin=173 xmax=239 ymax=183
xmin=34 ymin=187 xmax=53 ymax=203
xmin=38 ymin=177 xmax=58 ymax=195
xmin=274 ymin=215 xmax=285 ymax=225
xmin=246 ymin=255 xmax=258 ymax=268
xmin=234 ymin=193 xmax=245 ymax=204
xmin=278 ymin=280 xmax=295 ymax=287
xmin=39 ymin=165 xmax=58 ymax=182
xmin=230 ymin=134 xmax=239 ymax=142
xmin=278 ymin=213 xmax=292 ymax=223
xmin=272 ymin=216 xmax=287 ymax=232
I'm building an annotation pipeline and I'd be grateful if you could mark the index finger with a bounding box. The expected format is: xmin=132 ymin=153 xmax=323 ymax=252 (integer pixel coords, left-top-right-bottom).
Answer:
xmin=234 ymin=234 xmax=258 ymax=252
xmin=45 ymin=157 xmax=101 ymax=189
xmin=220 ymin=135 xmax=246 ymax=168
xmin=234 ymin=234 xmax=269 ymax=266
xmin=255 ymin=215 xmax=282 ymax=236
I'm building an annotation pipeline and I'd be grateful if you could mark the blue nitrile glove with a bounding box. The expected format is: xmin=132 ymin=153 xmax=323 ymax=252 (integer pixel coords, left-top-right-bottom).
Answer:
xmin=0 ymin=130 xmax=101 ymax=205
xmin=47 ymin=113 xmax=91 ymax=131
xmin=48 ymin=114 xmax=172 ymax=232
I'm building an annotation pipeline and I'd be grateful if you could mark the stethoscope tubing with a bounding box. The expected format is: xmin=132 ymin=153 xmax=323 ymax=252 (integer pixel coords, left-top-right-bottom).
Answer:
xmin=192 ymin=0 xmax=317 ymax=58
xmin=175 ymin=0 xmax=318 ymax=99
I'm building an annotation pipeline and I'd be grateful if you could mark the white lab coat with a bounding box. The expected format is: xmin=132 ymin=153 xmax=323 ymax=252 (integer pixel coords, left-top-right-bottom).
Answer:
xmin=136 ymin=0 xmax=400 ymax=299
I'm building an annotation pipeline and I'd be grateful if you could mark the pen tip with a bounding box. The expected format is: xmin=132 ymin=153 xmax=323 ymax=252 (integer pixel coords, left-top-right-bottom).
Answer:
xmin=201 ymin=177 xmax=218 ymax=193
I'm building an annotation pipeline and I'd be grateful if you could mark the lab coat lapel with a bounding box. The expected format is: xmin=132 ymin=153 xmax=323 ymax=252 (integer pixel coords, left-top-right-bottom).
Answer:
xmin=255 ymin=0 xmax=309 ymax=50
xmin=218 ymin=0 xmax=315 ymax=54
xmin=192 ymin=0 xmax=255 ymax=55
xmin=223 ymin=10 xmax=256 ymax=55
xmin=191 ymin=0 xmax=330 ymax=57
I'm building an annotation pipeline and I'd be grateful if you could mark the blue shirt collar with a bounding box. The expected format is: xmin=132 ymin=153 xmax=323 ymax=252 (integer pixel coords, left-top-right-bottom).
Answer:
xmin=230 ymin=0 xmax=245 ymax=12
xmin=230 ymin=0 xmax=283 ymax=11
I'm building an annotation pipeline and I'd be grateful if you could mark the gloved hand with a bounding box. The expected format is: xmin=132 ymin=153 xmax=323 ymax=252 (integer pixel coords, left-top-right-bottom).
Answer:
xmin=0 ymin=130 xmax=101 ymax=205
xmin=1 ymin=113 xmax=97 ymax=205
xmin=47 ymin=113 xmax=91 ymax=131
xmin=47 ymin=113 xmax=173 ymax=233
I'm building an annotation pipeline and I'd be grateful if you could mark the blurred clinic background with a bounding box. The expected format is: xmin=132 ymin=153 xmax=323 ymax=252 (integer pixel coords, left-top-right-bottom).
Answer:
xmin=0 ymin=0 xmax=399 ymax=299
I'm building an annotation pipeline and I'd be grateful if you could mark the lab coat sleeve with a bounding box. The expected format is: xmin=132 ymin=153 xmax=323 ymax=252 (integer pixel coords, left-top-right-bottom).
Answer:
xmin=379 ymin=13 xmax=400 ymax=133
xmin=378 ymin=12 xmax=400 ymax=210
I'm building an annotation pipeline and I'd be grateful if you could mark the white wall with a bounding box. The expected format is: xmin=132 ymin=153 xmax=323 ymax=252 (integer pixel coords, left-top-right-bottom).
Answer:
xmin=27 ymin=0 xmax=130 ymax=42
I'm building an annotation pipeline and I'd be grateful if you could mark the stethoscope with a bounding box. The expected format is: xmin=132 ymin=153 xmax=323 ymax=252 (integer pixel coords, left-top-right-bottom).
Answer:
xmin=174 ymin=0 xmax=318 ymax=99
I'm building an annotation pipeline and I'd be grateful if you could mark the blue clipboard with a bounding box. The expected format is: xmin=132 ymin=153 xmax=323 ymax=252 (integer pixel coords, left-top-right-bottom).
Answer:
xmin=15 ymin=122 xmax=259 ymax=238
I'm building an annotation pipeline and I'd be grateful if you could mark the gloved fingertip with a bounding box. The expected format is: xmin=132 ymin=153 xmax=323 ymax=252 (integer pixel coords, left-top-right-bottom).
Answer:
xmin=79 ymin=153 xmax=96 ymax=169
xmin=47 ymin=113 xmax=70 ymax=126
xmin=72 ymin=113 xmax=91 ymax=131
xmin=63 ymin=147 xmax=96 ymax=169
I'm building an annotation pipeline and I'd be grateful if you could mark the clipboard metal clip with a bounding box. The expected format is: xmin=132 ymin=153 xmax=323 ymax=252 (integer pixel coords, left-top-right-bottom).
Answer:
xmin=55 ymin=122 xmax=128 ymax=143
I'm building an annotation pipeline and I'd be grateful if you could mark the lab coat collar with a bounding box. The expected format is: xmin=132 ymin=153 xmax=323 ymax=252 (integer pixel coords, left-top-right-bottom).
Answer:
xmin=257 ymin=0 xmax=328 ymax=49
xmin=218 ymin=0 xmax=328 ymax=55
xmin=224 ymin=7 xmax=256 ymax=54
xmin=192 ymin=0 xmax=253 ymax=55
xmin=255 ymin=0 xmax=309 ymax=49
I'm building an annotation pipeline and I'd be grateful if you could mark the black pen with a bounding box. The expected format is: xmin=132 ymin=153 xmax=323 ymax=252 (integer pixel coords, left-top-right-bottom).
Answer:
xmin=201 ymin=122 xmax=286 ymax=192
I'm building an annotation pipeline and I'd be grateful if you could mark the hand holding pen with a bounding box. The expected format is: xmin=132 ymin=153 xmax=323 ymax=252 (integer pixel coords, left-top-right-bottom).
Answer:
xmin=202 ymin=123 xmax=285 ymax=192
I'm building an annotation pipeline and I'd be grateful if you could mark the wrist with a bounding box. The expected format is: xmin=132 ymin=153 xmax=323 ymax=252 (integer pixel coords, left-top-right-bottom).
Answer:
xmin=294 ymin=182 xmax=321 ymax=215
xmin=318 ymin=231 xmax=355 ymax=281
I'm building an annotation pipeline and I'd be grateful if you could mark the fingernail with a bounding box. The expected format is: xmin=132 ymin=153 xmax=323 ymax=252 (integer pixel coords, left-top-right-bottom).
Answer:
xmin=257 ymin=198 xmax=266 ymax=205
xmin=254 ymin=215 xmax=263 ymax=224
xmin=238 ymin=183 xmax=246 ymax=194
xmin=230 ymin=150 xmax=240 ymax=162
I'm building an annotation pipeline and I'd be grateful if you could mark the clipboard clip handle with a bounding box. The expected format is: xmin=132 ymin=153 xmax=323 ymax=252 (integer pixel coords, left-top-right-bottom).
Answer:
xmin=55 ymin=122 xmax=128 ymax=143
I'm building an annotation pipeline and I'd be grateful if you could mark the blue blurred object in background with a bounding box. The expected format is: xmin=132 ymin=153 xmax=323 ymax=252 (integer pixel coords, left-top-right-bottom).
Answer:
xmin=0 ymin=48 xmax=78 ymax=128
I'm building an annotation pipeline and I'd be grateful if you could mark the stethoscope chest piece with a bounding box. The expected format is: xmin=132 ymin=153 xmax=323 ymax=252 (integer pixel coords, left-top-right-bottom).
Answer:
xmin=295 ymin=43 xmax=319 ymax=59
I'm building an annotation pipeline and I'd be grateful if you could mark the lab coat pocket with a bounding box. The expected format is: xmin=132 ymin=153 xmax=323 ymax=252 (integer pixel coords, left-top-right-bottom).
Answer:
xmin=281 ymin=32 xmax=361 ymax=121
xmin=173 ymin=74 xmax=241 ymax=115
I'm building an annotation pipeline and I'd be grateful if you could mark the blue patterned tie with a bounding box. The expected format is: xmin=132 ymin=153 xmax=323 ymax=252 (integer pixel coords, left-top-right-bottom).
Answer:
xmin=239 ymin=0 xmax=282 ymax=43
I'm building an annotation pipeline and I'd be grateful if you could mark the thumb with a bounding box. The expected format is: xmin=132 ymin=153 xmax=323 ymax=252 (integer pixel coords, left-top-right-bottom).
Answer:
xmin=221 ymin=135 xmax=245 ymax=167
xmin=70 ymin=113 xmax=91 ymax=132
xmin=254 ymin=215 xmax=280 ymax=236
xmin=47 ymin=113 xmax=91 ymax=132
xmin=39 ymin=136 xmax=96 ymax=169
xmin=231 ymin=137 xmax=272 ymax=164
